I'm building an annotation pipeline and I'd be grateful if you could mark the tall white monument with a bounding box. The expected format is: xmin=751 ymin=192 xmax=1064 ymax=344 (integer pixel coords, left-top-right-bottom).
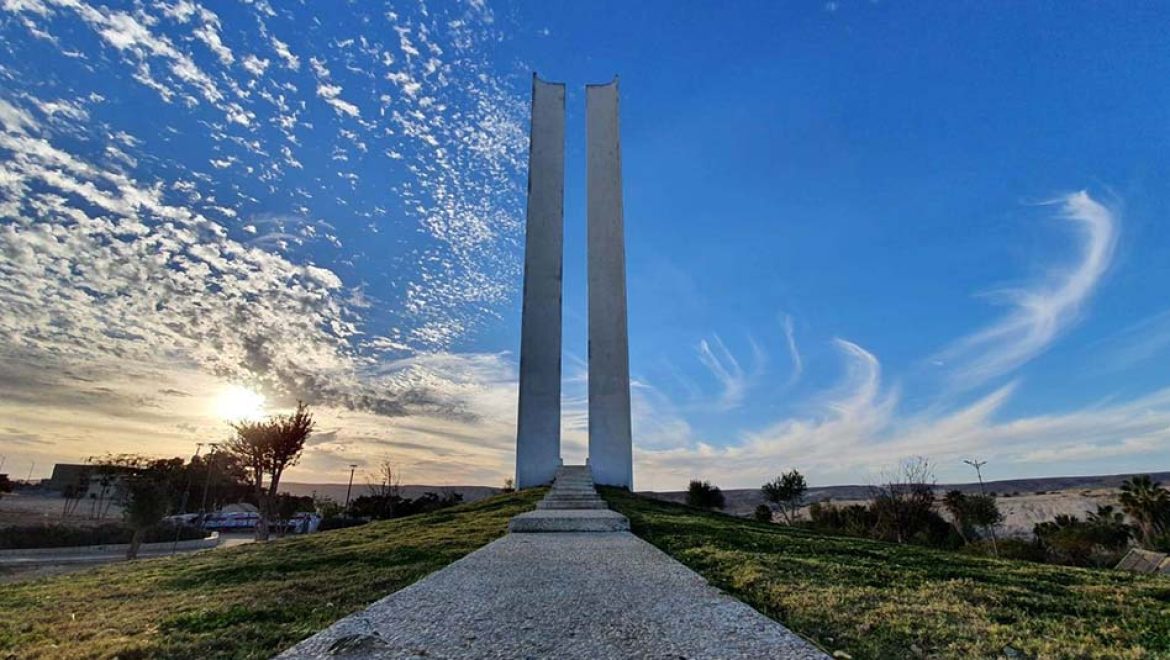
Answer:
xmin=514 ymin=76 xmax=565 ymax=489
xmin=586 ymin=79 xmax=634 ymax=489
xmin=514 ymin=76 xmax=633 ymax=490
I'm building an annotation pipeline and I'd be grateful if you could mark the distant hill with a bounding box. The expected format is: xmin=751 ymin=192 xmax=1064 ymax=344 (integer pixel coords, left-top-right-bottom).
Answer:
xmin=281 ymin=482 xmax=500 ymax=504
xmin=642 ymin=471 xmax=1170 ymax=516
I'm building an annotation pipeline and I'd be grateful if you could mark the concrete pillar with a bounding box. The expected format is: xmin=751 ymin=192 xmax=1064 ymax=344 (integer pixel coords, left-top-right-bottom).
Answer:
xmin=515 ymin=76 xmax=565 ymax=489
xmin=586 ymin=79 xmax=634 ymax=489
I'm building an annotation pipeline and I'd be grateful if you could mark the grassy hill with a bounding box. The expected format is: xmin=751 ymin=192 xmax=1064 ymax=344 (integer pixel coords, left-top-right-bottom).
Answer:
xmin=5 ymin=486 xmax=1169 ymax=659
xmin=0 ymin=489 xmax=544 ymax=659
xmin=602 ymin=488 xmax=1170 ymax=659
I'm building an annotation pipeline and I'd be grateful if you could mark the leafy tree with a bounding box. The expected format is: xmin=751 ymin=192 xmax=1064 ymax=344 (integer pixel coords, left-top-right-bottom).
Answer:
xmin=942 ymin=490 xmax=971 ymax=542
xmin=686 ymin=480 xmax=725 ymax=510
xmin=761 ymin=469 xmax=808 ymax=524
xmin=753 ymin=504 xmax=773 ymax=523
xmin=122 ymin=474 xmax=170 ymax=560
xmin=0 ymin=473 xmax=13 ymax=502
xmin=1119 ymin=475 xmax=1170 ymax=548
xmin=91 ymin=455 xmax=178 ymax=559
xmin=226 ymin=401 xmax=315 ymax=541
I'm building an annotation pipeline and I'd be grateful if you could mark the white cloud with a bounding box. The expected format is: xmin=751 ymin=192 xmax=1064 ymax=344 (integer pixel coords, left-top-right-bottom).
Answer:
xmin=636 ymin=332 xmax=1170 ymax=490
xmin=782 ymin=314 xmax=802 ymax=386
xmin=935 ymin=191 xmax=1118 ymax=386
xmin=697 ymin=335 xmax=750 ymax=410
xmin=269 ymin=35 xmax=300 ymax=70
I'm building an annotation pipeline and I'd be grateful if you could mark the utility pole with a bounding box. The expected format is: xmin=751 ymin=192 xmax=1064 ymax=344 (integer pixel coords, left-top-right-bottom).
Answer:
xmin=963 ymin=459 xmax=999 ymax=558
xmin=344 ymin=464 xmax=358 ymax=510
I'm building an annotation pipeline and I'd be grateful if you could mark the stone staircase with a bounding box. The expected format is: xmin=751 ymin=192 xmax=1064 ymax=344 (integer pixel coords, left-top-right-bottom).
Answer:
xmin=508 ymin=465 xmax=630 ymax=533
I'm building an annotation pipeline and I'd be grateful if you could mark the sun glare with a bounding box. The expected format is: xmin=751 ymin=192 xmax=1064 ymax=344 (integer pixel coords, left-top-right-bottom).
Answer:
xmin=215 ymin=385 xmax=267 ymax=422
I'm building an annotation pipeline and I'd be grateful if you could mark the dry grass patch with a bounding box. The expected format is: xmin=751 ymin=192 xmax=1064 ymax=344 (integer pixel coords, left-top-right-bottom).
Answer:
xmin=603 ymin=488 xmax=1170 ymax=659
xmin=0 ymin=489 xmax=543 ymax=659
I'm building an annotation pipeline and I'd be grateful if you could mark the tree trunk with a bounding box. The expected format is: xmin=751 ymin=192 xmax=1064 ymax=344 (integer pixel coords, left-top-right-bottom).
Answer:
xmin=253 ymin=471 xmax=269 ymax=541
xmin=127 ymin=528 xmax=144 ymax=560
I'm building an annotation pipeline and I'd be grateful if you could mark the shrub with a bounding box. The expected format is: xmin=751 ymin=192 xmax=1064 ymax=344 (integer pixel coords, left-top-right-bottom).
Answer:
xmin=807 ymin=501 xmax=876 ymax=538
xmin=686 ymin=480 xmax=725 ymax=509
xmin=754 ymin=504 xmax=773 ymax=523
xmin=1033 ymin=509 xmax=1132 ymax=568
xmin=0 ymin=523 xmax=205 ymax=550
xmin=962 ymin=537 xmax=1047 ymax=562
xmin=317 ymin=517 xmax=368 ymax=531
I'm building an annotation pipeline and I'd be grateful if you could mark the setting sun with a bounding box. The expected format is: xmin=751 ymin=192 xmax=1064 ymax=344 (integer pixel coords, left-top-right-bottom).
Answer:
xmin=214 ymin=385 xmax=267 ymax=422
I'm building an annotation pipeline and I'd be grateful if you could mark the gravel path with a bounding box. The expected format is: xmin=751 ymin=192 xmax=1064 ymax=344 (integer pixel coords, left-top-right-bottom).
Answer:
xmin=279 ymin=531 xmax=826 ymax=659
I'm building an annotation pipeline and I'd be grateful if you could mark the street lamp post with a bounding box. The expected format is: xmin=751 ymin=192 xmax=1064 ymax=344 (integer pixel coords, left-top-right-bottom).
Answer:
xmin=963 ymin=459 xmax=999 ymax=558
xmin=344 ymin=464 xmax=358 ymax=510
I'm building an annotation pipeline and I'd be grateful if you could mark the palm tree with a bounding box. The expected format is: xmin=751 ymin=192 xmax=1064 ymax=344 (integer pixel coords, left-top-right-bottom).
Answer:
xmin=1119 ymin=475 xmax=1170 ymax=547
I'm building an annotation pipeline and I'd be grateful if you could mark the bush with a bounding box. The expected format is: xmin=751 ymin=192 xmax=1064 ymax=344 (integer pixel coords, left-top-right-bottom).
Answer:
xmin=0 ymin=523 xmax=205 ymax=550
xmin=686 ymin=480 xmax=725 ymax=509
xmin=807 ymin=501 xmax=876 ymax=538
xmin=1033 ymin=510 xmax=1132 ymax=568
xmin=754 ymin=504 xmax=773 ymax=523
xmin=961 ymin=538 xmax=1047 ymax=562
xmin=317 ymin=517 xmax=368 ymax=531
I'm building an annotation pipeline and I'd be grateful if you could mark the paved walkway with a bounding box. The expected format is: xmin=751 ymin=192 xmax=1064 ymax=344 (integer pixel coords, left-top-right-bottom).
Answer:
xmin=281 ymin=466 xmax=825 ymax=659
xmin=279 ymin=532 xmax=824 ymax=659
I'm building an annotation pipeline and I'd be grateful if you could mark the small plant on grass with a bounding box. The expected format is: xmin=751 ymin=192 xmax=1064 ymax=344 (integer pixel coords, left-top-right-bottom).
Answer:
xmin=686 ymin=479 xmax=725 ymax=509
xmin=753 ymin=504 xmax=773 ymax=523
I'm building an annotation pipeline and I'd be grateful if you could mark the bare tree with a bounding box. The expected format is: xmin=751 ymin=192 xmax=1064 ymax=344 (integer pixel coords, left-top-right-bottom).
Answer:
xmin=870 ymin=457 xmax=937 ymax=544
xmin=226 ymin=401 xmax=315 ymax=541
xmin=367 ymin=457 xmax=401 ymax=499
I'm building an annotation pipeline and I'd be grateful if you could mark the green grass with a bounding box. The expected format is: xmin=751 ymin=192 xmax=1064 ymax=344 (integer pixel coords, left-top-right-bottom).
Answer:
xmin=602 ymin=488 xmax=1170 ymax=659
xmin=0 ymin=489 xmax=543 ymax=659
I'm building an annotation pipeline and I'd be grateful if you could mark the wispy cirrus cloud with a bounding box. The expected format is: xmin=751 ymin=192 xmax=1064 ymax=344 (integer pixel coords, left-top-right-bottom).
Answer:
xmin=697 ymin=334 xmax=757 ymax=410
xmin=935 ymin=191 xmax=1118 ymax=387
xmin=635 ymin=333 xmax=1170 ymax=491
xmin=781 ymin=313 xmax=803 ymax=386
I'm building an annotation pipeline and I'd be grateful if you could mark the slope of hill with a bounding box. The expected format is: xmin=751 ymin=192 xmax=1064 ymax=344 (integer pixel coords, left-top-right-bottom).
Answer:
xmin=602 ymin=488 xmax=1170 ymax=659
xmin=280 ymin=482 xmax=500 ymax=504
xmin=0 ymin=489 xmax=543 ymax=658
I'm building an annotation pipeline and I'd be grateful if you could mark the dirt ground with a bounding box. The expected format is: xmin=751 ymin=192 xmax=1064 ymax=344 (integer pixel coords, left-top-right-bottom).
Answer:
xmin=0 ymin=491 xmax=125 ymax=528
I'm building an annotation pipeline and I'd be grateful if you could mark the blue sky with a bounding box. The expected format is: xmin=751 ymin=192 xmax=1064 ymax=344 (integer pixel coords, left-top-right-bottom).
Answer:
xmin=1 ymin=0 xmax=1168 ymax=490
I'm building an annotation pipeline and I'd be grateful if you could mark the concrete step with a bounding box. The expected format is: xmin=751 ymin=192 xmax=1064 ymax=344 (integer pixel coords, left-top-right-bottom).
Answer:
xmin=550 ymin=487 xmax=597 ymax=494
xmin=541 ymin=496 xmax=606 ymax=505
xmin=536 ymin=499 xmax=609 ymax=510
xmin=544 ymin=493 xmax=603 ymax=501
xmin=508 ymin=509 xmax=630 ymax=533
